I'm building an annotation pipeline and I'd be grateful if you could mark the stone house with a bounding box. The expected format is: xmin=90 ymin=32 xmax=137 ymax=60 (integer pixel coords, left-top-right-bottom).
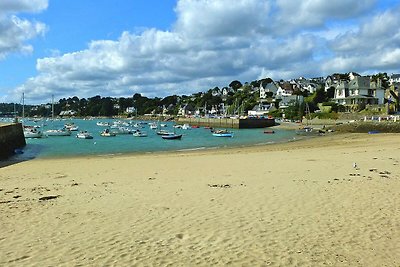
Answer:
xmin=333 ymin=76 xmax=385 ymax=110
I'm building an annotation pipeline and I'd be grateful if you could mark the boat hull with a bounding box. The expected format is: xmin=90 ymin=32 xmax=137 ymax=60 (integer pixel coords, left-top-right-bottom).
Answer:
xmin=45 ymin=130 xmax=71 ymax=136
xmin=161 ymin=134 xmax=182 ymax=140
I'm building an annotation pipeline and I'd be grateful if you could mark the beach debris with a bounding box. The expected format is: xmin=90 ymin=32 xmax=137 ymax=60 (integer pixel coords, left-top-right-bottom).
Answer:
xmin=175 ymin=233 xmax=184 ymax=239
xmin=207 ymin=184 xmax=231 ymax=188
xmin=379 ymin=170 xmax=391 ymax=178
xmin=38 ymin=195 xmax=59 ymax=201
xmin=148 ymin=177 xmax=156 ymax=180
xmin=71 ymin=182 xmax=79 ymax=186
xmin=353 ymin=162 xmax=357 ymax=168
xmin=369 ymin=168 xmax=378 ymax=172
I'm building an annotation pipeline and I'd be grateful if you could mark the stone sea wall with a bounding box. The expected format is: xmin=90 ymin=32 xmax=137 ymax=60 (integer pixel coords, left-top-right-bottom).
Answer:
xmin=177 ymin=117 xmax=275 ymax=129
xmin=0 ymin=123 xmax=26 ymax=159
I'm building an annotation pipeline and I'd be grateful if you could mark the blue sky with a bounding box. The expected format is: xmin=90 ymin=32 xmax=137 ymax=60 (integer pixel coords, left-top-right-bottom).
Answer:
xmin=0 ymin=0 xmax=399 ymax=104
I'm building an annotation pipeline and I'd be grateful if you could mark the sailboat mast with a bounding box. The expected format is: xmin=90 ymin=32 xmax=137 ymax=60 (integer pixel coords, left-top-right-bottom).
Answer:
xmin=51 ymin=94 xmax=54 ymax=120
xmin=22 ymin=92 xmax=25 ymax=119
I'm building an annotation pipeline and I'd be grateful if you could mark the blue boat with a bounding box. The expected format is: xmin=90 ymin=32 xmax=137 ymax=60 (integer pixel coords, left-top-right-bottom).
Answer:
xmin=212 ymin=130 xmax=233 ymax=137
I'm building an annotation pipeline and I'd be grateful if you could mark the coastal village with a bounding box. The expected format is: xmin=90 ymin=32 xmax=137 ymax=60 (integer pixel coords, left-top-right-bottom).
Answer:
xmin=2 ymin=72 xmax=399 ymax=121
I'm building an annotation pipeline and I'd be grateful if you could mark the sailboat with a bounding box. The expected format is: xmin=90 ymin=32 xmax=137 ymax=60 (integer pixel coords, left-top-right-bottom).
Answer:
xmin=20 ymin=92 xmax=43 ymax=138
xmin=295 ymin=103 xmax=314 ymax=135
xmin=44 ymin=95 xmax=71 ymax=136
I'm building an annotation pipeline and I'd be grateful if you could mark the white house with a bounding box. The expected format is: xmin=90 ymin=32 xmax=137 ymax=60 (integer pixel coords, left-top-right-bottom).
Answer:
xmin=125 ymin=107 xmax=136 ymax=113
xmin=389 ymin=74 xmax=400 ymax=85
xmin=248 ymin=103 xmax=275 ymax=116
xmin=260 ymin=81 xmax=280 ymax=99
xmin=333 ymin=76 xmax=385 ymax=108
xmin=178 ymin=104 xmax=195 ymax=116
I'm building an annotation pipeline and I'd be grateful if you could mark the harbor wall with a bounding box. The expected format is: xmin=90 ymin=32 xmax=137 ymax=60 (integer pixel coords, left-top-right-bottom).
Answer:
xmin=176 ymin=117 xmax=275 ymax=129
xmin=0 ymin=123 xmax=26 ymax=159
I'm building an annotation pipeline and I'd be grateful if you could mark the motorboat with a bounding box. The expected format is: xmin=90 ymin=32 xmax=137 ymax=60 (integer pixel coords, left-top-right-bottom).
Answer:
xmin=149 ymin=122 xmax=158 ymax=129
xmin=156 ymin=129 xmax=172 ymax=135
xmin=24 ymin=126 xmax=43 ymax=138
xmin=132 ymin=130 xmax=148 ymax=137
xmin=212 ymin=129 xmax=233 ymax=137
xmin=76 ymin=131 xmax=93 ymax=139
xmin=96 ymin=121 xmax=110 ymax=127
xmin=100 ymin=129 xmax=116 ymax=137
xmin=65 ymin=123 xmax=79 ymax=131
xmin=45 ymin=128 xmax=71 ymax=136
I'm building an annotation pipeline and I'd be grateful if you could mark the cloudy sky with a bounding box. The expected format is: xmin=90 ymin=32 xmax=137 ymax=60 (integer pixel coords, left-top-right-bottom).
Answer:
xmin=0 ymin=0 xmax=399 ymax=104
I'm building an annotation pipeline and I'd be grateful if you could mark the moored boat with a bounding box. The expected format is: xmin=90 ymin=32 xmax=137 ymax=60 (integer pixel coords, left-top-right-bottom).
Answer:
xmin=161 ymin=133 xmax=182 ymax=140
xmin=45 ymin=128 xmax=71 ymax=136
xmin=65 ymin=123 xmax=79 ymax=131
xmin=76 ymin=131 xmax=93 ymax=139
xmin=156 ymin=129 xmax=172 ymax=135
xmin=24 ymin=126 xmax=43 ymax=138
xmin=100 ymin=129 xmax=116 ymax=137
xmin=212 ymin=129 xmax=233 ymax=137
xmin=132 ymin=130 xmax=148 ymax=137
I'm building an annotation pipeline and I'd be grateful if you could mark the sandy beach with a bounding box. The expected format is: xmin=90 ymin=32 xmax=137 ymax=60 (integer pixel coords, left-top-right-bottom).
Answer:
xmin=1 ymin=133 xmax=399 ymax=266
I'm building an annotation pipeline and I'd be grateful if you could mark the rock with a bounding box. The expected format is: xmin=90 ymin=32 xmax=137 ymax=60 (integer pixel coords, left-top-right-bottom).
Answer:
xmin=39 ymin=195 xmax=59 ymax=201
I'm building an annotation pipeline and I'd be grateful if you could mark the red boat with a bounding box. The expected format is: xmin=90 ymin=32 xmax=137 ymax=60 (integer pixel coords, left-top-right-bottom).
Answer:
xmin=263 ymin=130 xmax=275 ymax=134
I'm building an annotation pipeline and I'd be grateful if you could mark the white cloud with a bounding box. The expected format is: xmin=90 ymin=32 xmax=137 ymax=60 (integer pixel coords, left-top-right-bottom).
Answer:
xmin=321 ymin=5 xmax=400 ymax=74
xmin=9 ymin=0 xmax=400 ymax=103
xmin=0 ymin=0 xmax=48 ymax=14
xmin=0 ymin=0 xmax=47 ymax=59
xmin=275 ymin=0 xmax=376 ymax=30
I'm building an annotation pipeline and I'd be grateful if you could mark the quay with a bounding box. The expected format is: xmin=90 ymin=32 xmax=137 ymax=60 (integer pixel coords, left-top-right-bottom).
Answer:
xmin=0 ymin=123 xmax=26 ymax=159
xmin=176 ymin=117 xmax=275 ymax=129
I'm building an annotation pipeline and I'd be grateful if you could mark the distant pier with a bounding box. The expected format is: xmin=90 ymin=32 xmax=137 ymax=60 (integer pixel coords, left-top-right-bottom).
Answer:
xmin=0 ymin=123 xmax=26 ymax=159
xmin=176 ymin=117 xmax=275 ymax=129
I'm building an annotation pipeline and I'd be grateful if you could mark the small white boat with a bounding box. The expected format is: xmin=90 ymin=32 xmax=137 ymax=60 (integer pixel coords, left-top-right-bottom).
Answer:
xmin=65 ymin=123 xmax=79 ymax=131
xmin=76 ymin=131 xmax=93 ymax=139
xmin=24 ymin=127 xmax=43 ymax=138
xmin=132 ymin=130 xmax=148 ymax=137
xmin=112 ymin=127 xmax=134 ymax=135
xmin=212 ymin=129 xmax=233 ymax=137
xmin=156 ymin=129 xmax=173 ymax=135
xmin=96 ymin=122 xmax=110 ymax=127
xmin=100 ymin=129 xmax=116 ymax=137
xmin=45 ymin=128 xmax=71 ymax=136
xmin=149 ymin=122 xmax=158 ymax=129
xmin=182 ymin=124 xmax=191 ymax=130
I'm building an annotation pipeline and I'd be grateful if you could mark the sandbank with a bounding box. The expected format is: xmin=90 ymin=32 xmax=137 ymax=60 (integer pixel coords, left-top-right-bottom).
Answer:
xmin=1 ymin=133 xmax=399 ymax=266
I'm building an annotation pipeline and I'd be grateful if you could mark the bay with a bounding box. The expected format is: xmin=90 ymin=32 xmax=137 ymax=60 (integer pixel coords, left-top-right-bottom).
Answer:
xmin=21 ymin=118 xmax=299 ymax=159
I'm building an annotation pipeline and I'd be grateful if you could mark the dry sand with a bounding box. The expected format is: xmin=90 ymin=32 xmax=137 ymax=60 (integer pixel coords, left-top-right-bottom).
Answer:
xmin=1 ymin=133 xmax=399 ymax=266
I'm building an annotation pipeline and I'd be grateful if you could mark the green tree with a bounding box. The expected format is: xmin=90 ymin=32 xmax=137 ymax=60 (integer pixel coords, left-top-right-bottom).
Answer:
xmin=229 ymin=80 xmax=242 ymax=91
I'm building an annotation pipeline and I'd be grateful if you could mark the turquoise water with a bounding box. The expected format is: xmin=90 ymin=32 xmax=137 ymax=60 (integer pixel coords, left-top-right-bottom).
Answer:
xmin=20 ymin=119 xmax=299 ymax=159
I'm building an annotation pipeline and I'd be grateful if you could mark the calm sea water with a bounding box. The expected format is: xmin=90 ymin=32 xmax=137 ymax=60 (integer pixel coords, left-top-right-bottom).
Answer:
xmin=17 ymin=118 xmax=299 ymax=159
